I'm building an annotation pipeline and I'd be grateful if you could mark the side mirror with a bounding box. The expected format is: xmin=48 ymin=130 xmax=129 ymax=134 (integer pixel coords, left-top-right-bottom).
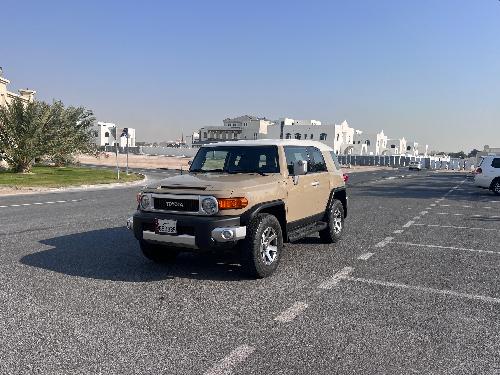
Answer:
xmin=293 ymin=160 xmax=307 ymax=176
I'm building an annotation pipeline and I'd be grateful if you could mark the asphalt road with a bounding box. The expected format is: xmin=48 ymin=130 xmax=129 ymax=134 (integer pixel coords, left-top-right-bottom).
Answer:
xmin=1 ymin=169 xmax=499 ymax=374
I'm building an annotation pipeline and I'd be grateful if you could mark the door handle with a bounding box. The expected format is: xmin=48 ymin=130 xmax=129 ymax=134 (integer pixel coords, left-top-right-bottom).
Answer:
xmin=311 ymin=181 xmax=319 ymax=187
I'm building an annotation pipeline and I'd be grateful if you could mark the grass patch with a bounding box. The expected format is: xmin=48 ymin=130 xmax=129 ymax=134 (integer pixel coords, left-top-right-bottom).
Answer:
xmin=0 ymin=166 xmax=143 ymax=188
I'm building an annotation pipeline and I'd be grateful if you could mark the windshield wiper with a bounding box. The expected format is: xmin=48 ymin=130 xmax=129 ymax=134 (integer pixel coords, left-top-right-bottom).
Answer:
xmin=190 ymin=168 xmax=224 ymax=173
xmin=228 ymin=170 xmax=267 ymax=176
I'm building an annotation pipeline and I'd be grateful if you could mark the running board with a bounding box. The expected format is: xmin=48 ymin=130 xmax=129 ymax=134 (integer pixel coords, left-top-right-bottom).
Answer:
xmin=288 ymin=221 xmax=327 ymax=242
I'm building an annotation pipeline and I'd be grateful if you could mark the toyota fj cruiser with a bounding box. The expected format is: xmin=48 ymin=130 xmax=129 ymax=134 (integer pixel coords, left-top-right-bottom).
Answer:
xmin=131 ymin=139 xmax=348 ymax=278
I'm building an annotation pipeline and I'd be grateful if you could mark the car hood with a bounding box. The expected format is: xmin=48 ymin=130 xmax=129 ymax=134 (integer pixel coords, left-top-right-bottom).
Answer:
xmin=144 ymin=172 xmax=283 ymax=195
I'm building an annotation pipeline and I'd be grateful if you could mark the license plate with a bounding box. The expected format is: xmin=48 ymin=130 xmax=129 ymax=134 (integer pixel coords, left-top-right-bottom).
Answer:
xmin=156 ymin=219 xmax=177 ymax=235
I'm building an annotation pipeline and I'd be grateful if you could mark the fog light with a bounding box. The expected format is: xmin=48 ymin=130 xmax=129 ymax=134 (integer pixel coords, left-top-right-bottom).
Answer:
xmin=221 ymin=229 xmax=234 ymax=240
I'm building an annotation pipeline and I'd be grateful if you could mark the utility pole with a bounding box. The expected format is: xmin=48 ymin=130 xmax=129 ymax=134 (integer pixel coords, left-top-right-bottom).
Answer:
xmin=111 ymin=126 xmax=120 ymax=180
xmin=121 ymin=128 xmax=129 ymax=175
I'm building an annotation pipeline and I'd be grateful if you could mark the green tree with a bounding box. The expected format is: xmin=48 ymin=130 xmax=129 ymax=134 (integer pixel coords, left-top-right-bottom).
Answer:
xmin=468 ymin=149 xmax=479 ymax=158
xmin=0 ymin=98 xmax=96 ymax=172
xmin=448 ymin=151 xmax=466 ymax=159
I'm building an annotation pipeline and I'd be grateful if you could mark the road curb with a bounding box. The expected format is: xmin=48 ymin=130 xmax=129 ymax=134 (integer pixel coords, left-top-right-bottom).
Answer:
xmin=0 ymin=174 xmax=148 ymax=197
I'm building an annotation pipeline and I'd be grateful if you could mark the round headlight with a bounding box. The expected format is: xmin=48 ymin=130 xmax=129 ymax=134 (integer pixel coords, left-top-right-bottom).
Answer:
xmin=201 ymin=197 xmax=218 ymax=215
xmin=140 ymin=194 xmax=151 ymax=210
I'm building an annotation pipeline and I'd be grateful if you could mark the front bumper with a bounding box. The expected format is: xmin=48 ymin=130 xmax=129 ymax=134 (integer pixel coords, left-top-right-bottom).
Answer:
xmin=131 ymin=210 xmax=246 ymax=249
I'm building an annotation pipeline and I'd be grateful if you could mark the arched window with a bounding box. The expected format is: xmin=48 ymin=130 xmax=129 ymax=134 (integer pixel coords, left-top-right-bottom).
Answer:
xmin=310 ymin=134 xmax=313 ymax=139
xmin=320 ymin=133 xmax=327 ymax=141
xmin=336 ymin=134 xmax=340 ymax=141
xmin=285 ymin=133 xmax=291 ymax=139
xmin=104 ymin=132 xmax=110 ymax=138
xmin=366 ymin=140 xmax=371 ymax=146
xmin=294 ymin=133 xmax=301 ymax=140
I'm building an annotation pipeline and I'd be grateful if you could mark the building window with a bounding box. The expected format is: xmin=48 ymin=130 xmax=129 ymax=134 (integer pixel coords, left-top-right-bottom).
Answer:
xmin=366 ymin=140 xmax=371 ymax=146
xmin=310 ymin=134 xmax=313 ymax=139
xmin=357 ymin=141 xmax=360 ymax=144
xmin=294 ymin=133 xmax=301 ymax=140
xmin=407 ymin=146 xmax=411 ymax=151
xmin=336 ymin=134 xmax=340 ymax=141
xmin=104 ymin=132 xmax=109 ymax=138
xmin=204 ymin=132 xmax=207 ymax=138
xmin=320 ymin=133 xmax=327 ymax=141
xmin=304 ymin=134 xmax=308 ymax=139
xmin=285 ymin=133 xmax=291 ymax=139
xmin=391 ymin=144 xmax=396 ymax=149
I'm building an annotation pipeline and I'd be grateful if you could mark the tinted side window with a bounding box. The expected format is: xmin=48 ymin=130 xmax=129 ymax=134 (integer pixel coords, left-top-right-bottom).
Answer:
xmin=329 ymin=151 xmax=341 ymax=170
xmin=307 ymin=147 xmax=327 ymax=173
xmin=284 ymin=146 xmax=309 ymax=175
xmin=492 ymin=158 xmax=500 ymax=168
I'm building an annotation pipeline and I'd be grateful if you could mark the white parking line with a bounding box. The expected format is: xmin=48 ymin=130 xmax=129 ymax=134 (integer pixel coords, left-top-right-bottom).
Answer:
xmin=274 ymin=302 xmax=308 ymax=323
xmin=402 ymin=221 xmax=414 ymax=228
xmin=412 ymin=223 xmax=500 ymax=231
xmin=0 ymin=199 xmax=82 ymax=209
xmin=375 ymin=237 xmax=393 ymax=248
xmin=393 ymin=241 xmax=499 ymax=256
xmin=319 ymin=267 xmax=354 ymax=289
xmin=357 ymin=252 xmax=375 ymax=260
xmin=393 ymin=229 xmax=404 ymax=234
xmin=412 ymin=216 xmax=421 ymax=220
xmin=344 ymin=276 xmax=500 ymax=304
xmin=436 ymin=212 xmax=449 ymax=215
xmin=419 ymin=211 xmax=428 ymax=215
xmin=205 ymin=345 xmax=255 ymax=375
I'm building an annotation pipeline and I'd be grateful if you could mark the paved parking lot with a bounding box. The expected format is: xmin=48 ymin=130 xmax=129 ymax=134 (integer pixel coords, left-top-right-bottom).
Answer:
xmin=0 ymin=170 xmax=499 ymax=374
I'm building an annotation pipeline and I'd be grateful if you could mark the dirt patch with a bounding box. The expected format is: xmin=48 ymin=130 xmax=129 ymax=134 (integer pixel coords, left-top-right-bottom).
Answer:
xmin=77 ymin=153 xmax=191 ymax=170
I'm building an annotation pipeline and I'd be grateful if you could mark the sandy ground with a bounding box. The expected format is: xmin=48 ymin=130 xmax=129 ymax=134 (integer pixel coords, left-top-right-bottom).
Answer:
xmin=77 ymin=153 xmax=191 ymax=170
xmin=77 ymin=153 xmax=402 ymax=174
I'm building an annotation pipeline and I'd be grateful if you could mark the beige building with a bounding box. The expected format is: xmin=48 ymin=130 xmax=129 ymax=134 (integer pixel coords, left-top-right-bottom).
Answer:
xmin=0 ymin=73 xmax=36 ymax=106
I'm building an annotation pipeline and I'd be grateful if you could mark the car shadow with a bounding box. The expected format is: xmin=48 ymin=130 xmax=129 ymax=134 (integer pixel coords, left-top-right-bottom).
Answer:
xmin=20 ymin=227 xmax=249 ymax=282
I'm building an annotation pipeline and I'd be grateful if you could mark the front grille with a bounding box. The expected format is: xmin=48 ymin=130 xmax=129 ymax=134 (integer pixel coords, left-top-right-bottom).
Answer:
xmin=153 ymin=197 xmax=199 ymax=212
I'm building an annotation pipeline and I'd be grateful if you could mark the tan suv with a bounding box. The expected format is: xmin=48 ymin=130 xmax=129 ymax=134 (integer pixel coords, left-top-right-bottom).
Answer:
xmin=131 ymin=139 xmax=348 ymax=278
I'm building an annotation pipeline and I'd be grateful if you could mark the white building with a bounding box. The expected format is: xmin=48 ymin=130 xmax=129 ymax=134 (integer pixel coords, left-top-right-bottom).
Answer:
xmin=94 ymin=122 xmax=136 ymax=148
xmin=267 ymin=118 xmax=335 ymax=145
xmin=197 ymin=115 xmax=273 ymax=144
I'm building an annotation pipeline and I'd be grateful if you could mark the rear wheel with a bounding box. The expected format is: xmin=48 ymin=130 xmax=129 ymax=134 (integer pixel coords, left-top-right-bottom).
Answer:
xmin=319 ymin=199 xmax=345 ymax=243
xmin=139 ymin=240 xmax=179 ymax=263
xmin=239 ymin=213 xmax=283 ymax=278
xmin=491 ymin=178 xmax=500 ymax=196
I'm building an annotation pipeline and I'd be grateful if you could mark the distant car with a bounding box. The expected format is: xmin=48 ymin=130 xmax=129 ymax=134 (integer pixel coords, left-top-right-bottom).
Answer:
xmin=408 ymin=161 xmax=422 ymax=171
xmin=474 ymin=156 xmax=500 ymax=195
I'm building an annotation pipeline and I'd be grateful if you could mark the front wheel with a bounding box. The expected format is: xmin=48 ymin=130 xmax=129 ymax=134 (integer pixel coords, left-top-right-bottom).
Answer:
xmin=239 ymin=213 xmax=283 ymax=278
xmin=319 ymin=199 xmax=345 ymax=244
xmin=139 ymin=240 xmax=179 ymax=263
xmin=491 ymin=178 xmax=500 ymax=196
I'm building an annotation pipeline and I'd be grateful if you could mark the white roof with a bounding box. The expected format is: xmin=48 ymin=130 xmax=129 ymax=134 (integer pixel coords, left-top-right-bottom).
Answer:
xmin=203 ymin=139 xmax=333 ymax=151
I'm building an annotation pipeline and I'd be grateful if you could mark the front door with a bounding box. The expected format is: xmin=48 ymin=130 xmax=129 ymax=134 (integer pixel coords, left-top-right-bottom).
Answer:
xmin=284 ymin=146 xmax=324 ymax=223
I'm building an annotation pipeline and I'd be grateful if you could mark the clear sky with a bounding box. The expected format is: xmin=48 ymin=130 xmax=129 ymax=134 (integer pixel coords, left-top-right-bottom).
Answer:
xmin=2 ymin=0 xmax=499 ymax=152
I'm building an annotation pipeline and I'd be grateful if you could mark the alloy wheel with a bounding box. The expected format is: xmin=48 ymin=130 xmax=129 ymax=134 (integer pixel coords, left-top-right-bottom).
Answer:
xmin=332 ymin=208 xmax=343 ymax=234
xmin=494 ymin=181 xmax=500 ymax=194
xmin=260 ymin=226 xmax=278 ymax=265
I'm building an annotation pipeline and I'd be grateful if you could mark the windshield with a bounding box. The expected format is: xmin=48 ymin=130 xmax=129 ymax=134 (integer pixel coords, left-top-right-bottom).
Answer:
xmin=190 ymin=145 xmax=280 ymax=174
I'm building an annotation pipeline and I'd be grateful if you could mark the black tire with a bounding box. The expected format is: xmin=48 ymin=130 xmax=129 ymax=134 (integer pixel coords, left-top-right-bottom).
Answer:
xmin=139 ymin=240 xmax=179 ymax=263
xmin=239 ymin=213 xmax=283 ymax=278
xmin=491 ymin=178 xmax=500 ymax=196
xmin=319 ymin=199 xmax=345 ymax=244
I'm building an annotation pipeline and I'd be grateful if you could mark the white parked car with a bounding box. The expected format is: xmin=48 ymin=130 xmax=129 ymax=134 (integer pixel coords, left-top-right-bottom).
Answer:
xmin=474 ymin=156 xmax=500 ymax=195
xmin=408 ymin=161 xmax=423 ymax=171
